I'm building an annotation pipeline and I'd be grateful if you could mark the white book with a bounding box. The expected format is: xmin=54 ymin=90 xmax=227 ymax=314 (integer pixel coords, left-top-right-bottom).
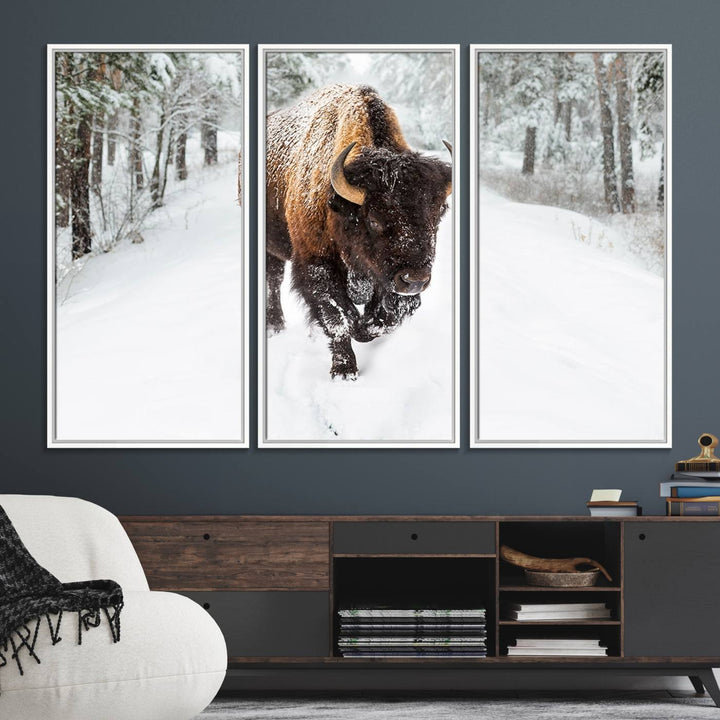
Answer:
xmin=509 ymin=603 xmax=606 ymax=613
xmin=513 ymin=638 xmax=603 ymax=648
xmin=508 ymin=609 xmax=611 ymax=621
xmin=507 ymin=647 xmax=608 ymax=657
xmin=589 ymin=506 xmax=638 ymax=517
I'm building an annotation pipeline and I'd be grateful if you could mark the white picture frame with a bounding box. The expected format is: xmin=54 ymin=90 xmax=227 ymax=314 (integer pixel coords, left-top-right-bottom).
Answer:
xmin=470 ymin=44 xmax=672 ymax=448
xmin=258 ymin=44 xmax=460 ymax=448
xmin=47 ymin=44 xmax=250 ymax=448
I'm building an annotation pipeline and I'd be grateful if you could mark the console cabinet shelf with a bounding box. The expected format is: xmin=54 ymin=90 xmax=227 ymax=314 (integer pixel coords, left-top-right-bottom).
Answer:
xmin=120 ymin=515 xmax=720 ymax=704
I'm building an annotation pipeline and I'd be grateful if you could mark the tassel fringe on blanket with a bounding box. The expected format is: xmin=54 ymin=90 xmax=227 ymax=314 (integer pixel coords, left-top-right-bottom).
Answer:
xmin=0 ymin=505 xmax=123 ymax=688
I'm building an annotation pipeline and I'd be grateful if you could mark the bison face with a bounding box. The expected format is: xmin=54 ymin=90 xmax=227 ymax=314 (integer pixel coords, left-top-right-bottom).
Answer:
xmin=329 ymin=145 xmax=452 ymax=296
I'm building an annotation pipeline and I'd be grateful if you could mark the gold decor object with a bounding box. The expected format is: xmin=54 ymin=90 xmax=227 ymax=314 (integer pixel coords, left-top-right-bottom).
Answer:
xmin=500 ymin=545 xmax=613 ymax=584
xmin=675 ymin=433 xmax=720 ymax=472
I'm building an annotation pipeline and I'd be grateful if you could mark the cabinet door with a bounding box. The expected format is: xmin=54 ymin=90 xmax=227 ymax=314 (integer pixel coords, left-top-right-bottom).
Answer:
xmin=624 ymin=522 xmax=720 ymax=658
xmin=184 ymin=591 xmax=330 ymax=658
xmin=123 ymin=520 xmax=330 ymax=590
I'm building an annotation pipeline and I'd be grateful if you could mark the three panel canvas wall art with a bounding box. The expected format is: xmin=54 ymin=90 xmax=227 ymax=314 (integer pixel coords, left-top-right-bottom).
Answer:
xmin=48 ymin=46 xmax=249 ymax=447
xmin=47 ymin=44 xmax=670 ymax=449
xmin=471 ymin=45 xmax=671 ymax=448
xmin=258 ymin=45 xmax=460 ymax=447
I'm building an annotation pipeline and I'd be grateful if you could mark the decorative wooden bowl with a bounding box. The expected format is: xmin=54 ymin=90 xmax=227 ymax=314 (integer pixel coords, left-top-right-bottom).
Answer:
xmin=524 ymin=568 xmax=600 ymax=587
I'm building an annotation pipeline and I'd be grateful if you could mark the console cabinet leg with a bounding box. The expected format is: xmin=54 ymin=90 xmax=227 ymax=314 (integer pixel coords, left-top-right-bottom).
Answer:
xmin=689 ymin=675 xmax=705 ymax=694
xmin=699 ymin=670 xmax=720 ymax=707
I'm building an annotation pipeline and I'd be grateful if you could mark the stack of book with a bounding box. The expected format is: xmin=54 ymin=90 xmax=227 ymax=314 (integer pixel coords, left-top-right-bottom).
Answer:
xmin=506 ymin=637 xmax=608 ymax=657
xmin=336 ymin=607 xmax=487 ymax=657
xmin=661 ymin=472 xmax=720 ymax=516
xmin=504 ymin=602 xmax=612 ymax=621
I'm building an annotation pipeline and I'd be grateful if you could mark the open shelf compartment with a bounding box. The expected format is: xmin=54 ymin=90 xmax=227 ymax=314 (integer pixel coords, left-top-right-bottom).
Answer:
xmin=333 ymin=557 xmax=496 ymax=658
xmin=499 ymin=623 xmax=621 ymax=658
xmin=498 ymin=521 xmax=622 ymax=590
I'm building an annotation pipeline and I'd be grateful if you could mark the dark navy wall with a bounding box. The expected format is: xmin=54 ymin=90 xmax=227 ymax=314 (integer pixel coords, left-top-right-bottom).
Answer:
xmin=3 ymin=0 xmax=720 ymax=517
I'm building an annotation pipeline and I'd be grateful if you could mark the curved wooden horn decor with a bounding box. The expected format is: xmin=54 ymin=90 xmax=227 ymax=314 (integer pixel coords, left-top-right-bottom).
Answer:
xmin=500 ymin=545 xmax=613 ymax=583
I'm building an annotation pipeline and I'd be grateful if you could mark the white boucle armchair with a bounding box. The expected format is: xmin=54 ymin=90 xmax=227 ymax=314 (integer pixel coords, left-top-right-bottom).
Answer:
xmin=0 ymin=495 xmax=226 ymax=720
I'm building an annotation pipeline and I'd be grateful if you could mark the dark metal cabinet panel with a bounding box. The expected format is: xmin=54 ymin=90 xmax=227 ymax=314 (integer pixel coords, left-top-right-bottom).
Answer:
xmin=624 ymin=522 xmax=720 ymax=658
xmin=334 ymin=521 xmax=495 ymax=555
xmin=183 ymin=591 xmax=330 ymax=658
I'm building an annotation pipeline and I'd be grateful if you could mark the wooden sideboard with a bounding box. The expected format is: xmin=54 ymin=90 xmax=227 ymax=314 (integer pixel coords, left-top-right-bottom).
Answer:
xmin=120 ymin=515 xmax=720 ymax=702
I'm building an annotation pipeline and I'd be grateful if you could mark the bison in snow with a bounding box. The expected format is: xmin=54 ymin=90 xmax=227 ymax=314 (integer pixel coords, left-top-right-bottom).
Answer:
xmin=265 ymin=84 xmax=452 ymax=380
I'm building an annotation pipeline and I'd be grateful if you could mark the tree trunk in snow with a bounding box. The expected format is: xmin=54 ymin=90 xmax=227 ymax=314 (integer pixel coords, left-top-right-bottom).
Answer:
xmin=150 ymin=106 xmax=165 ymax=208
xmin=614 ymin=54 xmax=636 ymax=213
xmin=91 ymin=117 xmax=104 ymax=193
xmin=201 ymin=115 xmax=218 ymax=166
xmin=90 ymin=55 xmax=106 ymax=194
xmin=129 ymin=96 xmax=143 ymax=191
xmin=106 ymin=111 xmax=118 ymax=166
xmin=175 ymin=130 xmax=188 ymax=180
xmin=70 ymin=113 xmax=93 ymax=259
xmin=160 ymin=126 xmax=174 ymax=204
xmin=521 ymin=126 xmax=536 ymax=175
xmin=55 ymin=55 xmax=71 ymax=228
xmin=564 ymin=102 xmax=572 ymax=142
xmin=55 ymin=119 xmax=71 ymax=228
xmin=106 ymin=68 xmax=123 ymax=167
xmin=593 ymin=53 xmax=620 ymax=214
xmin=483 ymin=87 xmax=492 ymax=127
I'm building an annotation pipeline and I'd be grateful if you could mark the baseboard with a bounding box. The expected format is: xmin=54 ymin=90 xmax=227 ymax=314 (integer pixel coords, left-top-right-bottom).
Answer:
xmin=222 ymin=668 xmax=697 ymax=693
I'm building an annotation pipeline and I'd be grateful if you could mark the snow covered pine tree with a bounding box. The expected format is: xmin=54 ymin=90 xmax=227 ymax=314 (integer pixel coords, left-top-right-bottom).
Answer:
xmin=265 ymin=84 xmax=452 ymax=380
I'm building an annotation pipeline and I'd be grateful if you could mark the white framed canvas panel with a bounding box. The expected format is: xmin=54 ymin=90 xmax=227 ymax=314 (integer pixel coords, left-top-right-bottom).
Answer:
xmin=47 ymin=45 xmax=250 ymax=448
xmin=258 ymin=45 xmax=460 ymax=448
xmin=470 ymin=45 xmax=672 ymax=448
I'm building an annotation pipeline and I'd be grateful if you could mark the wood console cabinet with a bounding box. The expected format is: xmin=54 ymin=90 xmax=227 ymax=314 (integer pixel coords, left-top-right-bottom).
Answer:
xmin=120 ymin=515 xmax=720 ymax=703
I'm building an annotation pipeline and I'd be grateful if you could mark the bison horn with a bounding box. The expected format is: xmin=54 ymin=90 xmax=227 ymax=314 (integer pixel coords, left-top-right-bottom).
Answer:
xmin=330 ymin=141 xmax=366 ymax=206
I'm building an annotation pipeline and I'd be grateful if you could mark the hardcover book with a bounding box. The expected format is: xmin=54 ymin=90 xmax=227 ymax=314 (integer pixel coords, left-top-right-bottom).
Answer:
xmin=666 ymin=498 xmax=720 ymax=516
xmin=512 ymin=638 xmax=603 ymax=648
xmin=506 ymin=647 xmax=608 ymax=656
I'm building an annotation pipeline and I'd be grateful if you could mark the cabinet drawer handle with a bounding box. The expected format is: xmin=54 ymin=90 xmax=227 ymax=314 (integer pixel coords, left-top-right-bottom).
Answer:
xmin=638 ymin=533 xmax=646 ymax=541
xmin=203 ymin=533 xmax=211 ymax=540
xmin=410 ymin=533 xmax=419 ymax=541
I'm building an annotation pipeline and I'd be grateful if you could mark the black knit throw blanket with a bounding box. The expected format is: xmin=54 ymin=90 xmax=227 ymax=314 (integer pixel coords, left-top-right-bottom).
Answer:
xmin=0 ymin=505 xmax=123 ymax=682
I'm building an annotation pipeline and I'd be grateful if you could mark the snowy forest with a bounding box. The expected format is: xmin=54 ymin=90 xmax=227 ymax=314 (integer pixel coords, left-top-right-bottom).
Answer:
xmin=54 ymin=51 xmax=243 ymax=280
xmin=478 ymin=51 xmax=666 ymax=274
xmin=263 ymin=51 xmax=456 ymax=443
xmin=265 ymin=51 xmax=453 ymax=150
xmin=52 ymin=50 xmax=245 ymax=443
xmin=475 ymin=50 xmax=668 ymax=444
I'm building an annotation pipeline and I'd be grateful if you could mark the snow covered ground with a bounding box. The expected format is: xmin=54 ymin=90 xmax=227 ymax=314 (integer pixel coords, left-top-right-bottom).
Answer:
xmin=264 ymin=201 xmax=456 ymax=445
xmin=54 ymin=159 xmax=245 ymax=443
xmin=476 ymin=187 xmax=666 ymax=443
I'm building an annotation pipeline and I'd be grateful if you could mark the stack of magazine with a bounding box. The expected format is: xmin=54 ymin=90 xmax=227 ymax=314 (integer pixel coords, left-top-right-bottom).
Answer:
xmin=505 ymin=602 xmax=612 ymax=621
xmin=507 ymin=637 xmax=608 ymax=657
xmin=337 ymin=607 xmax=487 ymax=657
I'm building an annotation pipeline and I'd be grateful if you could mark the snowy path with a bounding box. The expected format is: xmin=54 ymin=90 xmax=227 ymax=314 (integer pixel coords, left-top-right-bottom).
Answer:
xmin=264 ymin=206 xmax=456 ymax=444
xmin=55 ymin=162 xmax=244 ymax=442
xmin=477 ymin=187 xmax=666 ymax=443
